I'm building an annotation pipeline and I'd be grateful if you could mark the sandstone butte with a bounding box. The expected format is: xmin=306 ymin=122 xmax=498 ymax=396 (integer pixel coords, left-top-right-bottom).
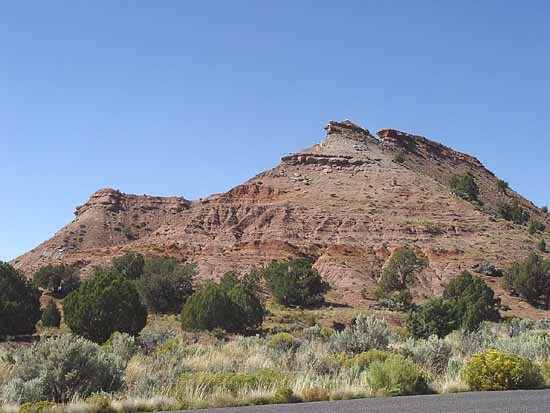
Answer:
xmin=12 ymin=120 xmax=550 ymax=319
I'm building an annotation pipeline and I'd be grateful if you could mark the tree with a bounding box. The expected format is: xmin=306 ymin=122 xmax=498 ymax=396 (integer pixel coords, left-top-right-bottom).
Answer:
xmin=443 ymin=271 xmax=500 ymax=330
xmin=263 ymin=258 xmax=329 ymax=307
xmin=180 ymin=283 xmax=242 ymax=332
xmin=180 ymin=272 xmax=265 ymax=332
xmin=32 ymin=264 xmax=80 ymax=298
xmin=496 ymin=179 xmax=509 ymax=193
xmin=41 ymin=301 xmax=61 ymax=328
xmin=63 ymin=271 xmax=147 ymax=343
xmin=139 ymin=257 xmax=195 ymax=314
xmin=504 ymin=253 xmax=550 ymax=310
xmin=0 ymin=262 xmax=41 ymax=336
xmin=376 ymin=247 xmax=427 ymax=309
xmin=112 ymin=252 xmax=145 ymax=279
xmin=407 ymin=298 xmax=458 ymax=339
xmin=222 ymin=271 xmax=265 ymax=330
xmin=497 ymin=201 xmax=529 ymax=225
xmin=449 ymin=174 xmax=480 ymax=203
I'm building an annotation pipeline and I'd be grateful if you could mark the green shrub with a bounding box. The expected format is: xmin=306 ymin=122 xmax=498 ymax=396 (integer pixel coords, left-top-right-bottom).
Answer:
xmin=40 ymin=301 xmax=61 ymax=328
xmin=462 ymin=349 xmax=543 ymax=391
xmin=263 ymin=258 xmax=329 ymax=308
xmin=112 ymin=252 xmax=145 ymax=279
xmin=443 ymin=271 xmax=500 ymax=331
xmin=537 ymin=239 xmax=547 ymax=252
xmin=449 ymin=174 xmax=480 ymax=203
xmin=63 ymin=271 xmax=147 ymax=343
xmin=267 ymin=332 xmax=300 ymax=352
xmin=366 ymin=355 xmax=429 ymax=396
xmin=2 ymin=335 xmax=123 ymax=403
xmin=407 ymin=298 xmax=458 ymax=339
xmin=497 ymin=201 xmax=529 ymax=225
xmin=32 ymin=264 xmax=80 ymax=298
xmin=541 ymin=361 xmax=550 ymax=385
xmin=0 ymin=262 xmax=41 ymax=336
xmin=329 ymin=314 xmax=390 ymax=355
xmin=344 ymin=349 xmax=392 ymax=371
xmin=18 ymin=401 xmax=55 ymax=413
xmin=504 ymin=253 xmax=550 ymax=309
xmin=139 ymin=257 xmax=195 ymax=314
xmin=272 ymin=387 xmax=300 ymax=404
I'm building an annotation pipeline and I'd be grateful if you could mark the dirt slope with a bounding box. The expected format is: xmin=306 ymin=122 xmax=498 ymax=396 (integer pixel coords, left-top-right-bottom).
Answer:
xmin=12 ymin=120 xmax=550 ymax=319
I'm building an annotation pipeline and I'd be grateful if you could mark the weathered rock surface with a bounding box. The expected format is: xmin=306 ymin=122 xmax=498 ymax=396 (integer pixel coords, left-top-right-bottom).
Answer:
xmin=12 ymin=120 xmax=550 ymax=318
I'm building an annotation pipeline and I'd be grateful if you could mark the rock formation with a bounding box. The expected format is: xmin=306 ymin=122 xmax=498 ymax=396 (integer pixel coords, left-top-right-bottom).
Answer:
xmin=12 ymin=120 xmax=550 ymax=318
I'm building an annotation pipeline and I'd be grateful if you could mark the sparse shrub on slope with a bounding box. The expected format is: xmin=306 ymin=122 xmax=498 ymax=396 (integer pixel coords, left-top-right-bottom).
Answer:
xmin=63 ymin=270 xmax=147 ymax=344
xmin=32 ymin=264 xmax=80 ymax=298
xmin=2 ymin=335 xmax=123 ymax=403
xmin=537 ymin=239 xmax=547 ymax=252
xmin=139 ymin=257 xmax=195 ymax=314
xmin=462 ymin=349 xmax=543 ymax=391
xmin=504 ymin=253 xmax=550 ymax=310
xmin=263 ymin=258 xmax=329 ymax=308
xmin=112 ymin=252 xmax=145 ymax=279
xmin=40 ymin=301 xmax=61 ymax=328
xmin=0 ymin=262 xmax=41 ymax=336
xmin=329 ymin=314 xmax=390 ymax=355
xmin=497 ymin=200 xmax=529 ymax=225
xmin=449 ymin=174 xmax=480 ymax=203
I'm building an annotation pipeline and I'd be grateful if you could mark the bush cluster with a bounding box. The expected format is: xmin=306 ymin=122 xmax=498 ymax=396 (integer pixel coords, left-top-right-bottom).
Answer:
xmin=408 ymin=272 xmax=500 ymax=338
xmin=2 ymin=335 xmax=123 ymax=403
xmin=329 ymin=314 xmax=391 ymax=355
xmin=497 ymin=201 xmax=529 ymax=225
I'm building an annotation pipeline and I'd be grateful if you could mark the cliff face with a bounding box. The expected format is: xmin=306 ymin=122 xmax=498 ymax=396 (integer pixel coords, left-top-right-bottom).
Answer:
xmin=12 ymin=120 xmax=550 ymax=318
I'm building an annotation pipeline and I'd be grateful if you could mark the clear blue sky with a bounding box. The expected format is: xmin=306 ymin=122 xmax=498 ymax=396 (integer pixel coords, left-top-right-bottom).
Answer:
xmin=2 ymin=1 xmax=550 ymax=261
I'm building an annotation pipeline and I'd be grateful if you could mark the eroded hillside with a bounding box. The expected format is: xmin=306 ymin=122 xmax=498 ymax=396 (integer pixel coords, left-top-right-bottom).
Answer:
xmin=13 ymin=120 xmax=550 ymax=318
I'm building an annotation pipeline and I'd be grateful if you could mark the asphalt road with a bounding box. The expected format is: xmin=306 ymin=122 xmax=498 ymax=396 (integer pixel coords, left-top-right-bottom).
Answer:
xmin=171 ymin=390 xmax=550 ymax=413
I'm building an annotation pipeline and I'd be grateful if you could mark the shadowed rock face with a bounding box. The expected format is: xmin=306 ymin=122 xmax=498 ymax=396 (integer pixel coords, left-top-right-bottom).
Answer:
xmin=12 ymin=120 xmax=550 ymax=318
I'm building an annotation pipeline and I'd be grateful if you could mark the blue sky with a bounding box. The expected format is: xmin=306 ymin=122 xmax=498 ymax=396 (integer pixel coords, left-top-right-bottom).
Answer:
xmin=2 ymin=1 xmax=550 ymax=261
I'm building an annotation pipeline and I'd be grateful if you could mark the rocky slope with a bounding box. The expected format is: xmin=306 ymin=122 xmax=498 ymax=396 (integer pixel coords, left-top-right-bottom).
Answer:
xmin=12 ymin=120 xmax=550 ymax=318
